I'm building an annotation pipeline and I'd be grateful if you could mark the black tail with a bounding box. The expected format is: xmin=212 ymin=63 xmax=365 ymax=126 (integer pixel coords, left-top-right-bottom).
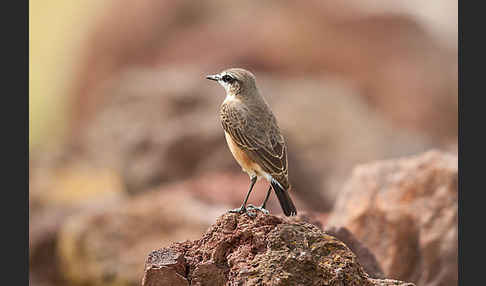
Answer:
xmin=271 ymin=179 xmax=297 ymax=216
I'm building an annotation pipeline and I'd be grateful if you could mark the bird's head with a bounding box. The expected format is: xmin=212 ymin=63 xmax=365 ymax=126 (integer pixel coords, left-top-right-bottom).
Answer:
xmin=206 ymin=68 xmax=257 ymax=96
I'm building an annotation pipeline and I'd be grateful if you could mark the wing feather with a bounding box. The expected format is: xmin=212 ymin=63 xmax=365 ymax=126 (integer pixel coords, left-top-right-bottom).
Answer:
xmin=220 ymin=102 xmax=290 ymax=189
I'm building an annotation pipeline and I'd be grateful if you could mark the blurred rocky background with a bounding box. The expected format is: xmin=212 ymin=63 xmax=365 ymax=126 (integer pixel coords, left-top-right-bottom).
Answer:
xmin=30 ymin=0 xmax=457 ymax=285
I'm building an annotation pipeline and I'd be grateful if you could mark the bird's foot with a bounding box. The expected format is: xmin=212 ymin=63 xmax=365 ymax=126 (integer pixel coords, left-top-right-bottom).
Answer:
xmin=246 ymin=204 xmax=270 ymax=215
xmin=229 ymin=206 xmax=246 ymax=214
xmin=229 ymin=206 xmax=256 ymax=217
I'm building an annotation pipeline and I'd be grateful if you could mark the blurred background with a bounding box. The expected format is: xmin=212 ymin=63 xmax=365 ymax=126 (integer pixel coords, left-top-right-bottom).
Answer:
xmin=29 ymin=0 xmax=457 ymax=286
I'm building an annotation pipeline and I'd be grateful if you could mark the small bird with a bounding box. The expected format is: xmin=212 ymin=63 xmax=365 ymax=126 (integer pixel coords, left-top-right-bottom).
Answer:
xmin=206 ymin=68 xmax=297 ymax=216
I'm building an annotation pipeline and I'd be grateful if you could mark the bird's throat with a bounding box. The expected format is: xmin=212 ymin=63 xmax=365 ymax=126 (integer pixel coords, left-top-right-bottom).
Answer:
xmin=223 ymin=93 xmax=239 ymax=103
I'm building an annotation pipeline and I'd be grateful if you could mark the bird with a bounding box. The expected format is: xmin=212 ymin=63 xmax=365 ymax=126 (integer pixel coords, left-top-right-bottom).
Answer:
xmin=206 ymin=68 xmax=297 ymax=216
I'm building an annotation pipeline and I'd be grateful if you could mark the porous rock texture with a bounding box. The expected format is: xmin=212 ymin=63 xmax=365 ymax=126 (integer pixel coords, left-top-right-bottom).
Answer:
xmin=324 ymin=226 xmax=384 ymax=279
xmin=326 ymin=150 xmax=458 ymax=286
xmin=142 ymin=212 xmax=415 ymax=286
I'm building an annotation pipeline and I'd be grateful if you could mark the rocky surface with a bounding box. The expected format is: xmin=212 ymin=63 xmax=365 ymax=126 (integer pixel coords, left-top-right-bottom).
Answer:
xmin=29 ymin=160 xmax=306 ymax=285
xmin=142 ymin=212 xmax=415 ymax=286
xmin=325 ymin=226 xmax=385 ymax=279
xmin=29 ymin=149 xmax=458 ymax=286
xmin=326 ymin=150 xmax=458 ymax=286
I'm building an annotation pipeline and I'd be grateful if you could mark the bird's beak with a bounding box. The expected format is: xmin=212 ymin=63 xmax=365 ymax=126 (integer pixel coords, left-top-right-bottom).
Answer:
xmin=206 ymin=74 xmax=220 ymax=81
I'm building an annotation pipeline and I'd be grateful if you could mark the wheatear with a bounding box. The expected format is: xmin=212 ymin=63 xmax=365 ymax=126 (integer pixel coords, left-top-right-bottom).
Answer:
xmin=206 ymin=68 xmax=297 ymax=216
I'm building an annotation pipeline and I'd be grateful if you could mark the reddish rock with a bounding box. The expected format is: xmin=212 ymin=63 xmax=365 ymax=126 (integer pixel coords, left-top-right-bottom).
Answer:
xmin=142 ymin=249 xmax=189 ymax=286
xmin=142 ymin=212 xmax=415 ymax=286
xmin=327 ymin=150 xmax=458 ymax=286
xmin=325 ymin=226 xmax=385 ymax=279
xmin=286 ymin=212 xmax=385 ymax=279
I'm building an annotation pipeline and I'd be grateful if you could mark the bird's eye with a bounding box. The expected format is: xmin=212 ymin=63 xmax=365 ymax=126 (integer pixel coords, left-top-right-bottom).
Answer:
xmin=222 ymin=75 xmax=234 ymax=83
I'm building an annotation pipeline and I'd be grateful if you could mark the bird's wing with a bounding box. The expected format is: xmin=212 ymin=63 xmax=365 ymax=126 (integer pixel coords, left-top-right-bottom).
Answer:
xmin=220 ymin=103 xmax=289 ymax=189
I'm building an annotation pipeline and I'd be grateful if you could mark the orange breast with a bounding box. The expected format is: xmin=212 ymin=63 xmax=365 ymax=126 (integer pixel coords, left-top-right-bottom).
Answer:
xmin=224 ymin=131 xmax=265 ymax=177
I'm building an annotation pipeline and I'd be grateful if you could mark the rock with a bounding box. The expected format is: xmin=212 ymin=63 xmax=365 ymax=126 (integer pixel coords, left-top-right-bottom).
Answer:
xmin=142 ymin=212 xmax=415 ymax=286
xmin=57 ymin=189 xmax=225 ymax=286
xmin=285 ymin=213 xmax=385 ymax=280
xmin=325 ymin=226 xmax=385 ymax=279
xmin=326 ymin=150 xmax=458 ymax=286
xmin=142 ymin=249 xmax=189 ymax=286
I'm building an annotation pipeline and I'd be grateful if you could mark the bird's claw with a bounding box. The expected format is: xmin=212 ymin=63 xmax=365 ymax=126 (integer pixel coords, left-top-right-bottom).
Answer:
xmin=229 ymin=206 xmax=257 ymax=218
xmin=229 ymin=206 xmax=246 ymax=214
xmin=247 ymin=204 xmax=270 ymax=215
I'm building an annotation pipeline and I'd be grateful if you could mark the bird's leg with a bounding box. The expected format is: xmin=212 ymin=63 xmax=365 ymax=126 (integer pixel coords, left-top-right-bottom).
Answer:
xmin=260 ymin=185 xmax=272 ymax=209
xmin=247 ymin=185 xmax=272 ymax=215
xmin=229 ymin=176 xmax=257 ymax=216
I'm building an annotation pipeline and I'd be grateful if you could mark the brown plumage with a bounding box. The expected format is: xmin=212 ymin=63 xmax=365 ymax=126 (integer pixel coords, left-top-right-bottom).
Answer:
xmin=206 ymin=68 xmax=296 ymax=216
xmin=220 ymin=99 xmax=289 ymax=190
